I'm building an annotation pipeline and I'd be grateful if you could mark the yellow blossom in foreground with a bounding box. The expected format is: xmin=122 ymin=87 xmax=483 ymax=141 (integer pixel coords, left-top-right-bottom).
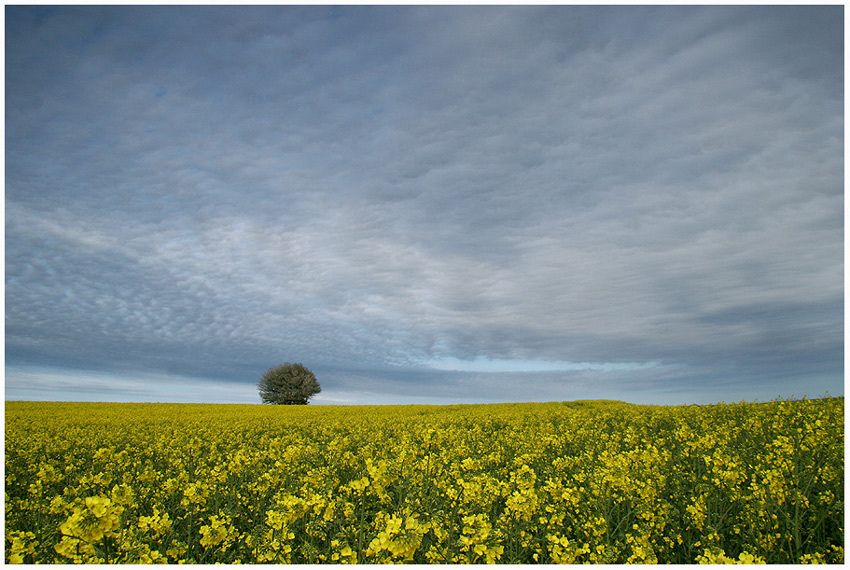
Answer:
xmin=6 ymin=531 xmax=38 ymax=564
xmin=4 ymin=398 xmax=843 ymax=564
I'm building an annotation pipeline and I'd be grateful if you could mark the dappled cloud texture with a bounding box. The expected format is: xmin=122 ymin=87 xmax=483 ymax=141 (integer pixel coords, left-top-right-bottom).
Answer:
xmin=5 ymin=6 xmax=843 ymax=404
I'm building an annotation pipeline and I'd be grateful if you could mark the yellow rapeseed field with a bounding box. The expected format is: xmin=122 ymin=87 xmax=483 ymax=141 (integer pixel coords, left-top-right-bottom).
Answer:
xmin=4 ymin=398 xmax=844 ymax=564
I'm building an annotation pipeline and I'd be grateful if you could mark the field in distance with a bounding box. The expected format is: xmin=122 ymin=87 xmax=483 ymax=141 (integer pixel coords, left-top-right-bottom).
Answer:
xmin=5 ymin=398 xmax=844 ymax=564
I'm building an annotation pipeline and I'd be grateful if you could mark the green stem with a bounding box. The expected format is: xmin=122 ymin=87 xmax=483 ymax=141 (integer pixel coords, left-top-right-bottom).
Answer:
xmin=356 ymin=488 xmax=365 ymax=563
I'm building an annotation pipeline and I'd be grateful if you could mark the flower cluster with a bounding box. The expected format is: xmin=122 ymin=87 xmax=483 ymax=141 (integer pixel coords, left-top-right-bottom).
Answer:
xmin=53 ymin=497 xmax=124 ymax=563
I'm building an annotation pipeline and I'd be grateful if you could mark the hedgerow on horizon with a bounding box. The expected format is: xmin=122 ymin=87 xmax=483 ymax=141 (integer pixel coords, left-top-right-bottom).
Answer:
xmin=4 ymin=397 xmax=844 ymax=563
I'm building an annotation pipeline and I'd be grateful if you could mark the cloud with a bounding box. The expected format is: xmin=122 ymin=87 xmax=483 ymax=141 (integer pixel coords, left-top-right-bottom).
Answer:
xmin=5 ymin=365 xmax=258 ymax=404
xmin=424 ymin=357 xmax=659 ymax=374
xmin=5 ymin=6 xmax=843 ymax=405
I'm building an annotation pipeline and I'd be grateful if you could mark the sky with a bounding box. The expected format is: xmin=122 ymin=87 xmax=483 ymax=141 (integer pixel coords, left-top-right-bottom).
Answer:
xmin=5 ymin=5 xmax=845 ymax=406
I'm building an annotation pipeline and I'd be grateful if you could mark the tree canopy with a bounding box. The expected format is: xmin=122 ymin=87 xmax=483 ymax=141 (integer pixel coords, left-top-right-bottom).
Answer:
xmin=258 ymin=363 xmax=321 ymax=405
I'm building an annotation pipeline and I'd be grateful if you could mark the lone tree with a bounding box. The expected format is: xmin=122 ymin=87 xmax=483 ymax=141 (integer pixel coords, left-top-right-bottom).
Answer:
xmin=258 ymin=363 xmax=321 ymax=405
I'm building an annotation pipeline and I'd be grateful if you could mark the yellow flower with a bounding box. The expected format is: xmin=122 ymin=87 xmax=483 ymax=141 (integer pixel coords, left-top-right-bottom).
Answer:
xmin=696 ymin=547 xmax=765 ymax=564
xmin=330 ymin=540 xmax=357 ymax=563
xmin=6 ymin=531 xmax=38 ymax=564
xmin=737 ymin=551 xmax=766 ymax=564
xmin=85 ymin=496 xmax=110 ymax=518
xmin=58 ymin=496 xmax=123 ymax=547
xmin=137 ymin=508 xmax=172 ymax=538
xmin=110 ymin=483 xmax=136 ymax=507
xmin=199 ymin=513 xmax=238 ymax=552
xmin=165 ymin=540 xmax=188 ymax=561
xmin=54 ymin=535 xmax=97 ymax=563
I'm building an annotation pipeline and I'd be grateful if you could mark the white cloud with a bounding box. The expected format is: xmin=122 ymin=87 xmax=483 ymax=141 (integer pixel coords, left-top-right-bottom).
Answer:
xmin=423 ymin=357 xmax=660 ymax=374
xmin=5 ymin=365 xmax=258 ymax=404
